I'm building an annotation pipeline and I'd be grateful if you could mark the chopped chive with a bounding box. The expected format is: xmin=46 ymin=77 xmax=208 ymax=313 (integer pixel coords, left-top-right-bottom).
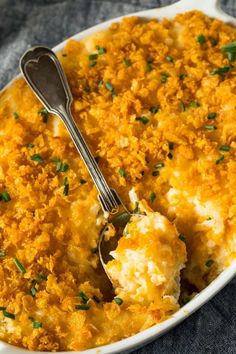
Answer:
xmin=54 ymin=160 xmax=69 ymax=173
xmin=0 ymin=251 xmax=6 ymax=257
xmin=0 ymin=192 xmax=11 ymax=202
xmin=13 ymin=258 xmax=26 ymax=274
xmin=149 ymin=106 xmax=159 ymax=113
xmin=152 ymin=171 xmax=160 ymax=176
xmin=133 ymin=201 xmax=139 ymax=214
xmin=180 ymin=102 xmax=186 ymax=112
xmin=179 ymin=74 xmax=187 ymax=80
xmin=93 ymin=295 xmax=100 ymax=303
xmin=97 ymin=46 xmax=106 ymax=55
xmin=105 ymin=82 xmax=114 ymax=92
xmin=89 ymin=61 xmax=97 ymax=67
xmin=150 ymin=192 xmax=156 ymax=203
xmin=210 ymin=65 xmax=233 ymax=78
xmin=88 ymin=53 xmax=98 ymax=60
xmin=38 ymin=108 xmax=49 ymax=123
xmin=166 ymin=55 xmax=173 ymax=62
xmin=0 ymin=307 xmax=6 ymax=311
xmin=222 ymin=42 xmax=236 ymax=61
xmin=208 ymin=112 xmax=217 ymax=119
xmin=30 ymin=154 xmax=44 ymax=163
xmin=219 ymin=145 xmax=230 ymax=152
xmin=75 ymin=304 xmax=90 ymax=310
xmin=61 ymin=163 xmax=69 ymax=172
xmin=216 ymin=154 xmax=224 ymax=165
xmin=196 ymin=34 xmax=206 ymax=44
xmin=51 ymin=157 xmax=61 ymax=163
xmin=135 ymin=116 xmax=149 ymax=125
xmin=33 ymin=321 xmax=42 ymax=329
xmin=56 ymin=161 xmax=62 ymax=172
xmin=30 ymin=286 xmax=37 ymax=297
xmin=13 ymin=112 xmax=19 ymax=119
xmin=206 ymin=216 xmax=212 ymax=221
xmin=98 ymin=80 xmax=103 ymax=88
xmin=31 ymin=279 xmax=39 ymax=285
xmin=206 ymin=259 xmax=214 ymax=267
xmin=204 ymin=125 xmax=217 ymax=130
xmin=154 ymin=163 xmax=164 ymax=169
xmin=119 ymin=168 xmax=126 ymax=178
xmin=167 ymin=152 xmax=173 ymax=159
xmin=80 ymin=179 xmax=87 ymax=184
xmin=37 ymin=273 xmax=47 ymax=281
xmin=168 ymin=142 xmax=174 ymax=150
xmin=179 ymin=234 xmax=186 ymax=242
xmin=146 ymin=62 xmax=152 ymax=72
xmin=210 ymin=37 xmax=218 ymax=46
xmin=160 ymin=72 xmax=169 ymax=83
xmin=3 ymin=310 xmax=15 ymax=319
xmin=79 ymin=291 xmax=89 ymax=304
xmin=190 ymin=101 xmax=200 ymax=107
xmin=124 ymin=58 xmax=131 ymax=67
xmin=114 ymin=297 xmax=123 ymax=305
xmin=63 ymin=177 xmax=69 ymax=196
xmin=26 ymin=143 xmax=34 ymax=148
xmin=181 ymin=296 xmax=190 ymax=305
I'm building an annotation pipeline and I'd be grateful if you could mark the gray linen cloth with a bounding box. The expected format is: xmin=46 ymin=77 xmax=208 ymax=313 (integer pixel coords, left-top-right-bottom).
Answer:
xmin=1 ymin=0 xmax=236 ymax=353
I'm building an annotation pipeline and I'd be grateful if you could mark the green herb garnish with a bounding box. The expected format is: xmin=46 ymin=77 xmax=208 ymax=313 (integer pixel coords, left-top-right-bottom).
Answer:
xmin=149 ymin=106 xmax=159 ymax=113
xmin=105 ymin=82 xmax=114 ymax=92
xmin=180 ymin=102 xmax=186 ymax=112
xmin=3 ymin=310 xmax=15 ymax=319
xmin=205 ymin=259 xmax=214 ymax=267
xmin=150 ymin=192 xmax=156 ymax=203
xmin=13 ymin=257 xmax=26 ymax=274
xmin=135 ymin=116 xmax=149 ymax=125
xmin=0 ymin=192 xmax=11 ymax=202
xmin=133 ymin=201 xmax=139 ymax=214
xmin=124 ymin=58 xmax=131 ymax=67
xmin=0 ymin=251 xmax=6 ymax=257
xmin=13 ymin=112 xmax=19 ymax=119
xmin=179 ymin=74 xmax=187 ymax=80
xmin=154 ymin=162 xmax=164 ymax=169
xmin=30 ymin=154 xmax=44 ymax=163
xmin=118 ymin=168 xmax=126 ymax=178
xmin=179 ymin=234 xmax=186 ymax=242
xmin=88 ymin=53 xmax=98 ymax=60
xmin=210 ymin=64 xmax=233 ymax=78
xmin=190 ymin=101 xmax=200 ymax=107
xmin=181 ymin=296 xmax=190 ymax=305
xmin=208 ymin=112 xmax=217 ymax=119
xmin=79 ymin=291 xmax=89 ymax=304
xmin=216 ymin=154 xmax=224 ymax=164
xmin=222 ymin=41 xmax=236 ymax=62
xmin=204 ymin=125 xmax=217 ymax=130
xmin=75 ymin=304 xmax=90 ymax=310
xmin=196 ymin=34 xmax=206 ymax=44
xmin=166 ymin=55 xmax=173 ymax=62
xmin=0 ymin=307 xmax=6 ymax=311
xmin=33 ymin=321 xmax=42 ymax=329
xmin=98 ymin=80 xmax=103 ymax=88
xmin=114 ymin=297 xmax=123 ymax=305
xmin=37 ymin=273 xmax=47 ymax=281
xmin=89 ymin=61 xmax=97 ymax=67
xmin=26 ymin=143 xmax=34 ymax=148
xmin=39 ymin=108 xmax=49 ymax=123
xmin=146 ymin=62 xmax=152 ymax=72
xmin=152 ymin=171 xmax=160 ymax=176
xmin=97 ymin=46 xmax=106 ymax=55
xmin=160 ymin=72 xmax=169 ymax=83
xmin=63 ymin=177 xmax=69 ymax=196
xmin=30 ymin=286 xmax=37 ymax=297
xmin=219 ymin=145 xmax=230 ymax=152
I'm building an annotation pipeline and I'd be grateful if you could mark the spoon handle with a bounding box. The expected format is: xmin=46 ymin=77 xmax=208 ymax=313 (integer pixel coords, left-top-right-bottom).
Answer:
xmin=20 ymin=46 xmax=120 ymax=213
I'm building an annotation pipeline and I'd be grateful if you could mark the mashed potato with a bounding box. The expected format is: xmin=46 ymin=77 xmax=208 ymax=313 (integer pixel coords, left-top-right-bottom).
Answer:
xmin=107 ymin=205 xmax=186 ymax=305
xmin=0 ymin=9 xmax=236 ymax=352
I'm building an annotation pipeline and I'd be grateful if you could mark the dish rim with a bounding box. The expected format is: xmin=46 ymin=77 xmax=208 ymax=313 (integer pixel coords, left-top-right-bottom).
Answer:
xmin=1 ymin=0 xmax=236 ymax=353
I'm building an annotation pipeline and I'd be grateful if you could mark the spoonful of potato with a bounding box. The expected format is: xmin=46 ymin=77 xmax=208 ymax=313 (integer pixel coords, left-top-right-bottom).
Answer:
xmin=20 ymin=46 xmax=132 ymax=285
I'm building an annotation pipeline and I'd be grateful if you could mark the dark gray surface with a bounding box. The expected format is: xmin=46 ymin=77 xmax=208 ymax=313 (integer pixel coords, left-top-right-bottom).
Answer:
xmin=1 ymin=0 xmax=236 ymax=353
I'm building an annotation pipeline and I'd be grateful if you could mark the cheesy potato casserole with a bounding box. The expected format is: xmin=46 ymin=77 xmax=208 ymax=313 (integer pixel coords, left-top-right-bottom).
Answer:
xmin=0 ymin=10 xmax=236 ymax=351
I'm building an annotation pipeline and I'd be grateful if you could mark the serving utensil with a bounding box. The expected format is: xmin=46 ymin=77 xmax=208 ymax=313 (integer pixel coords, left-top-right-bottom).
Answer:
xmin=20 ymin=46 xmax=131 ymax=285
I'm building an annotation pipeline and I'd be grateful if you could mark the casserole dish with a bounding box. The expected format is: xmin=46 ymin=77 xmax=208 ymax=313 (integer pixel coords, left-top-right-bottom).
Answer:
xmin=1 ymin=0 xmax=236 ymax=352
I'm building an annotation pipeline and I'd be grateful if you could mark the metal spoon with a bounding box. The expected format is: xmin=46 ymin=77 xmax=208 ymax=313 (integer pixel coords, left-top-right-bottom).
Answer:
xmin=20 ymin=46 xmax=132 ymax=286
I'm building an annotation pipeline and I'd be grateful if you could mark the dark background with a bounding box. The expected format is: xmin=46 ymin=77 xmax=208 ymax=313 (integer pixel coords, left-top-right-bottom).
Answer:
xmin=1 ymin=0 xmax=236 ymax=353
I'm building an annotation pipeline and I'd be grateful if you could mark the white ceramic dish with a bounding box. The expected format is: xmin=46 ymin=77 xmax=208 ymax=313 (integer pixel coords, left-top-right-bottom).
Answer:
xmin=1 ymin=0 xmax=236 ymax=353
